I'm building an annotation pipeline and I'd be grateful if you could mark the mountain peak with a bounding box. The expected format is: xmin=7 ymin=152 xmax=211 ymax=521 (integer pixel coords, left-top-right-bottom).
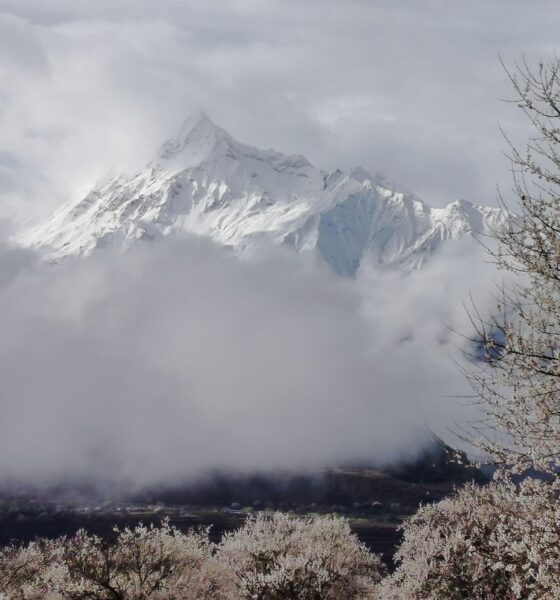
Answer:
xmin=157 ymin=111 xmax=232 ymax=161
xmin=177 ymin=111 xmax=228 ymax=140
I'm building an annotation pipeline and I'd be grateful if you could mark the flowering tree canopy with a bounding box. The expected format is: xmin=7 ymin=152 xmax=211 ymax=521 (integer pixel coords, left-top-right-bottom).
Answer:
xmin=468 ymin=57 xmax=560 ymax=471
xmin=381 ymin=476 xmax=560 ymax=599
xmin=0 ymin=515 xmax=383 ymax=600
xmin=217 ymin=512 xmax=383 ymax=599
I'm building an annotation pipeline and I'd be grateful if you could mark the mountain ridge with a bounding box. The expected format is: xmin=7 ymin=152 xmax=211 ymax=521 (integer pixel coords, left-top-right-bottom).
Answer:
xmin=18 ymin=113 xmax=505 ymax=275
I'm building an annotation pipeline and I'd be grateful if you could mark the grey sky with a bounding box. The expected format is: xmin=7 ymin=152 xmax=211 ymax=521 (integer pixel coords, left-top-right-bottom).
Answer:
xmin=0 ymin=1 xmax=559 ymax=225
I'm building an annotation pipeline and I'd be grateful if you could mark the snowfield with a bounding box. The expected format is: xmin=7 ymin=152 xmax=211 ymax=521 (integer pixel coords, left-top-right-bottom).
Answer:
xmin=18 ymin=112 xmax=505 ymax=275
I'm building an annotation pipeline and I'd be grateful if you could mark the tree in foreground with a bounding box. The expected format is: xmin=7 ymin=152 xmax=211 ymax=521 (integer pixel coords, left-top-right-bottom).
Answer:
xmin=466 ymin=56 xmax=560 ymax=470
xmin=380 ymin=476 xmax=560 ymax=599
xmin=58 ymin=520 xmax=223 ymax=599
xmin=217 ymin=512 xmax=383 ymax=600
xmin=0 ymin=514 xmax=383 ymax=600
xmin=382 ymin=56 xmax=560 ymax=599
xmin=0 ymin=520 xmax=226 ymax=600
xmin=0 ymin=539 xmax=63 ymax=600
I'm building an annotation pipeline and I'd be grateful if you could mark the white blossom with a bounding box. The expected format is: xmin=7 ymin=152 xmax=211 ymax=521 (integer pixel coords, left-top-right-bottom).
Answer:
xmin=381 ymin=475 xmax=560 ymax=599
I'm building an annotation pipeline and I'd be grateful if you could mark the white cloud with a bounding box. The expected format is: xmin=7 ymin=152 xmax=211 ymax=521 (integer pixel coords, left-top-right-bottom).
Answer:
xmin=0 ymin=235 xmax=497 ymax=490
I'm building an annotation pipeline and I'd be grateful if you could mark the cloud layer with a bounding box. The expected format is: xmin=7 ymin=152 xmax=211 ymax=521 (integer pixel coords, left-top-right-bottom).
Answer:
xmin=0 ymin=235 xmax=497 ymax=490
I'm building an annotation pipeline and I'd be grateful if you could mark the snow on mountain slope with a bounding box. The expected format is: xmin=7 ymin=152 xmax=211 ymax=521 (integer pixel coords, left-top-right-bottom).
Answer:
xmin=18 ymin=113 xmax=505 ymax=275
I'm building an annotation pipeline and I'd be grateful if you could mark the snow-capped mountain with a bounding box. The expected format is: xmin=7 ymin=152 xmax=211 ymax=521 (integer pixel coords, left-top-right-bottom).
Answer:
xmin=19 ymin=113 xmax=504 ymax=275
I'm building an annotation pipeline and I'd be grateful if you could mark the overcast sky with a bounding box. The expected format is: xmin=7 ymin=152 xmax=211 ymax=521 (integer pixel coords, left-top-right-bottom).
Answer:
xmin=1 ymin=0 xmax=560 ymax=225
